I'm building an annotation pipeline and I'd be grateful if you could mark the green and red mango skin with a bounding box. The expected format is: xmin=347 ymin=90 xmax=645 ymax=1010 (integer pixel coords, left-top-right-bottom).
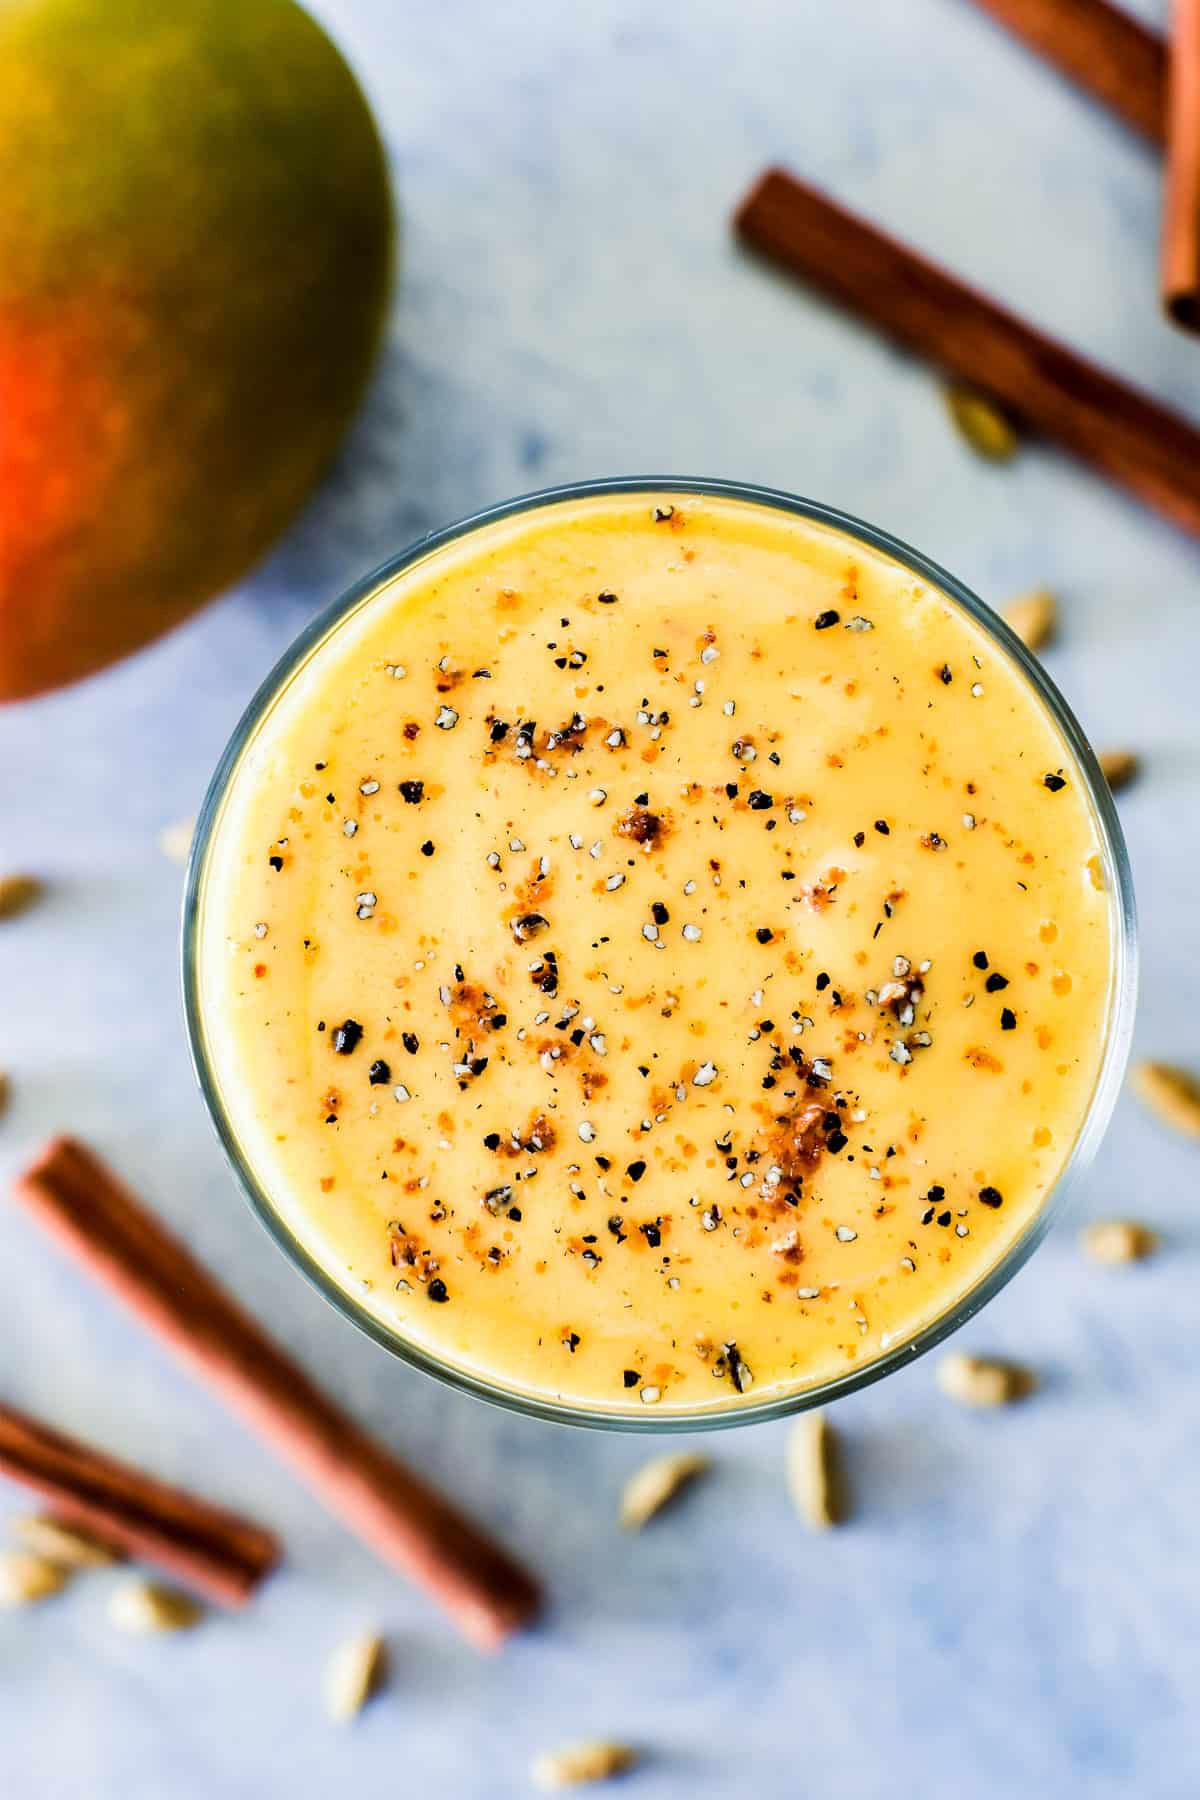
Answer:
xmin=0 ymin=0 xmax=394 ymax=702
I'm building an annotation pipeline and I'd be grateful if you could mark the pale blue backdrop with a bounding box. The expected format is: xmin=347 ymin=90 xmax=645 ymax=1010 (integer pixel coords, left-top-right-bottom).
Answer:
xmin=1 ymin=1 xmax=1196 ymax=1794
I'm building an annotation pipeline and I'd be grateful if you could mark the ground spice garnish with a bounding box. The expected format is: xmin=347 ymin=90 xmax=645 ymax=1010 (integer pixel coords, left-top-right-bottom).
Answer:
xmin=615 ymin=805 xmax=665 ymax=847
xmin=717 ymin=1341 xmax=753 ymax=1393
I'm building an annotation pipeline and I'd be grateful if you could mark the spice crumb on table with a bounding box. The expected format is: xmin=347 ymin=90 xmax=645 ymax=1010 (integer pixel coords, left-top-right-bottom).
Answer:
xmin=0 ymin=1548 xmax=72 ymax=1608
xmin=0 ymin=873 xmax=42 ymax=920
xmin=943 ymin=384 xmax=1021 ymax=462
xmin=108 ymin=1578 xmax=203 ymax=1634
xmin=1131 ymin=1060 xmax=1200 ymax=1137
xmin=532 ymin=1740 xmax=638 ymax=1790
xmin=11 ymin=1514 xmax=121 ymax=1569
xmin=1097 ymin=748 xmax=1139 ymax=792
xmin=324 ymin=1631 xmax=387 ymax=1722
xmin=618 ymin=1450 xmax=710 ymax=1529
xmin=786 ymin=1409 xmax=843 ymax=1528
xmin=1001 ymin=587 xmax=1057 ymax=652
xmin=157 ymin=818 xmax=196 ymax=865
xmin=936 ymin=1352 xmax=1035 ymax=1408
xmin=1081 ymin=1219 xmax=1157 ymax=1264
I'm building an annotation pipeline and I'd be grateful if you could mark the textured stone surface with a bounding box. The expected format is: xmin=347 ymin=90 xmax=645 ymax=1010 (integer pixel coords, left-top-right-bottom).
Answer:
xmin=1 ymin=1 xmax=1195 ymax=1794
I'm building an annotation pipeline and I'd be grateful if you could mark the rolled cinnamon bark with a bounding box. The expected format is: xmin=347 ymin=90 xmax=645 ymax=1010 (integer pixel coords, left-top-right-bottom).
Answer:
xmin=965 ymin=0 xmax=1166 ymax=145
xmin=12 ymin=1137 xmax=540 ymax=1649
xmin=0 ymin=1401 xmax=278 ymax=1605
xmin=1163 ymin=0 xmax=1200 ymax=329
xmin=735 ymin=169 xmax=1200 ymax=538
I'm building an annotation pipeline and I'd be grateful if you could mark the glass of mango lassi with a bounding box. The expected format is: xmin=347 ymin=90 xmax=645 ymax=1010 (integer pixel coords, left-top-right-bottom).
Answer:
xmin=183 ymin=481 xmax=1136 ymax=1429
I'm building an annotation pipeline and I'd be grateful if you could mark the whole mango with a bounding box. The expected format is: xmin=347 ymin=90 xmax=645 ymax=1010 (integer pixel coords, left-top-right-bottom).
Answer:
xmin=0 ymin=0 xmax=394 ymax=701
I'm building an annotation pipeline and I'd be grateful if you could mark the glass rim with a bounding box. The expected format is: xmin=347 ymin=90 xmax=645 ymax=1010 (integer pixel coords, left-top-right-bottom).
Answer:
xmin=182 ymin=476 xmax=1138 ymax=1433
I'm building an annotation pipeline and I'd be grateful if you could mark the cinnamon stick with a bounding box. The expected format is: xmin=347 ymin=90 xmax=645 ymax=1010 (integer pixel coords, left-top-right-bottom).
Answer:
xmin=965 ymin=0 xmax=1166 ymax=144
xmin=12 ymin=1138 xmax=540 ymax=1649
xmin=734 ymin=169 xmax=1200 ymax=539
xmin=0 ymin=1401 xmax=277 ymax=1605
xmin=1163 ymin=0 xmax=1200 ymax=328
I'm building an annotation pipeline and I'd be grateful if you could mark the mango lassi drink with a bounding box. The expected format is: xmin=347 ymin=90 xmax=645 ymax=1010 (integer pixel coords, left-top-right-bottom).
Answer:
xmin=189 ymin=486 xmax=1127 ymax=1421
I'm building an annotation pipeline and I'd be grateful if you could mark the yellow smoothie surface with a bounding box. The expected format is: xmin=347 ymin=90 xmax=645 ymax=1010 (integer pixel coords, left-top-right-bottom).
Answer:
xmin=195 ymin=490 xmax=1117 ymax=1417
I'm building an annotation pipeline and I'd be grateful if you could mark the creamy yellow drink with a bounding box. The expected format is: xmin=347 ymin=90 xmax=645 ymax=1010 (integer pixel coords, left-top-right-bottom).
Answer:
xmin=193 ymin=490 xmax=1119 ymax=1418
